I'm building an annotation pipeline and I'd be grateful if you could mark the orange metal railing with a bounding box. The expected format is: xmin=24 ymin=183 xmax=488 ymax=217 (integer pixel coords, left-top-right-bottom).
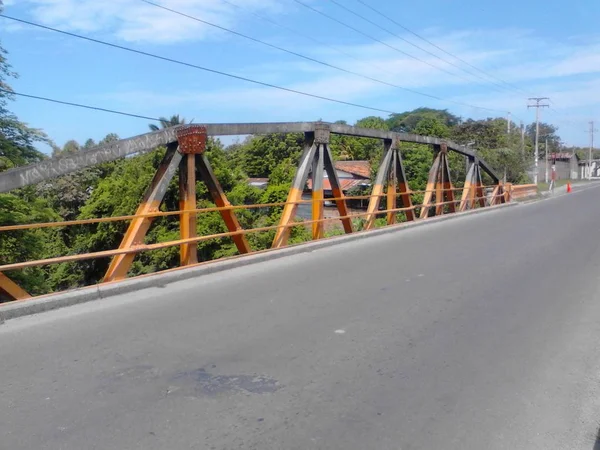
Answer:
xmin=0 ymin=186 xmax=508 ymax=276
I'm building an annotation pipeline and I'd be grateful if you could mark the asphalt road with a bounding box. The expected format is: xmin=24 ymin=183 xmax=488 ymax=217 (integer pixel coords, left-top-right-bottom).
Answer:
xmin=3 ymin=185 xmax=600 ymax=450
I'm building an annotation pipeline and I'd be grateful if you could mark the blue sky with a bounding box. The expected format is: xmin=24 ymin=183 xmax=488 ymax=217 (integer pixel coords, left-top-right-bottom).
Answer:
xmin=2 ymin=0 xmax=600 ymax=151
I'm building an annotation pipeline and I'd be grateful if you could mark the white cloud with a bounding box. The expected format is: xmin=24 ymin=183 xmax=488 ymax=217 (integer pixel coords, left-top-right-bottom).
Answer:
xmin=10 ymin=0 xmax=282 ymax=44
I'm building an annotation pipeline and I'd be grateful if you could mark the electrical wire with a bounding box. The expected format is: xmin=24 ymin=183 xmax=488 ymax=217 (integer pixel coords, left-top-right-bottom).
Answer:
xmin=0 ymin=88 xmax=161 ymax=121
xmin=289 ymin=0 xmax=497 ymax=88
xmin=326 ymin=0 xmax=517 ymax=96
xmin=1 ymin=14 xmax=509 ymax=114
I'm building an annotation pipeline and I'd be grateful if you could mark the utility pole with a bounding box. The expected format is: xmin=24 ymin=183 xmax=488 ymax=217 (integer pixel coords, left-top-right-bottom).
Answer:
xmin=545 ymin=137 xmax=549 ymax=183
xmin=507 ymin=112 xmax=511 ymax=133
xmin=588 ymin=121 xmax=597 ymax=180
xmin=520 ymin=121 xmax=525 ymax=154
xmin=528 ymin=97 xmax=550 ymax=184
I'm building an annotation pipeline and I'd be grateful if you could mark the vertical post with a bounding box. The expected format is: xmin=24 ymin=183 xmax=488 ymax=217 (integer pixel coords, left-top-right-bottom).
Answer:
xmin=528 ymin=97 xmax=549 ymax=185
xmin=534 ymin=106 xmax=540 ymax=185
xmin=179 ymin=153 xmax=198 ymax=266
xmin=589 ymin=121 xmax=593 ymax=180
xmin=435 ymin=152 xmax=444 ymax=216
xmin=104 ymin=143 xmax=182 ymax=282
xmin=520 ymin=121 xmax=525 ymax=154
xmin=545 ymin=137 xmax=549 ymax=184
xmin=387 ymin=147 xmax=397 ymax=225
xmin=176 ymin=127 xmax=205 ymax=266
xmin=272 ymin=132 xmax=316 ymax=248
xmin=311 ymin=144 xmax=325 ymax=240
xmin=474 ymin=164 xmax=486 ymax=208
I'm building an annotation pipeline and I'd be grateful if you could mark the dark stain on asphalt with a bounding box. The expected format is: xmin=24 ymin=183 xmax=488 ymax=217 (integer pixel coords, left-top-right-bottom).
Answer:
xmin=169 ymin=368 xmax=281 ymax=397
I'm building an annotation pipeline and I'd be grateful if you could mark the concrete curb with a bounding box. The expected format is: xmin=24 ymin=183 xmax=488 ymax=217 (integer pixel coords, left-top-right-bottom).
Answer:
xmin=0 ymin=202 xmax=517 ymax=322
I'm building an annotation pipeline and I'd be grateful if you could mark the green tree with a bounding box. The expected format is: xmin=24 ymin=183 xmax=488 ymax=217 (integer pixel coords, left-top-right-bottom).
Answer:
xmin=387 ymin=108 xmax=460 ymax=133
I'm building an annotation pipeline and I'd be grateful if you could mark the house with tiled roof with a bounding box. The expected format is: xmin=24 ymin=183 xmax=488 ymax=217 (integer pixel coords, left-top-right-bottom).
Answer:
xmin=305 ymin=160 xmax=371 ymax=195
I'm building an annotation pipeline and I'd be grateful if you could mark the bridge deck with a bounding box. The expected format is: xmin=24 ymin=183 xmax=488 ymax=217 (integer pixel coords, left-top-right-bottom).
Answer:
xmin=2 ymin=184 xmax=600 ymax=449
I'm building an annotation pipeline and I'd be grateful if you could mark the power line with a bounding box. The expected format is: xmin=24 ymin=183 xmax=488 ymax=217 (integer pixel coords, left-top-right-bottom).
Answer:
xmin=325 ymin=0 xmax=517 ymax=96
xmin=137 ymin=0 xmax=457 ymax=104
xmin=353 ymin=0 xmax=531 ymax=97
xmin=218 ymin=0 xmax=508 ymax=114
xmin=289 ymin=0 xmax=492 ymax=88
xmin=1 ymin=14 xmax=508 ymax=115
xmin=0 ymin=88 xmax=161 ymax=121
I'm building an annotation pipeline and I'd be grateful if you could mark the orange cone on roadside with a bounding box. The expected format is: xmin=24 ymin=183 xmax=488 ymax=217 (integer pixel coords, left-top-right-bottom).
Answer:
xmin=567 ymin=182 xmax=572 ymax=193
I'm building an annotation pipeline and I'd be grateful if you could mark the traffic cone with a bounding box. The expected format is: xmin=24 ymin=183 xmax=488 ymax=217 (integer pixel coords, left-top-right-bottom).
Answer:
xmin=567 ymin=182 xmax=572 ymax=193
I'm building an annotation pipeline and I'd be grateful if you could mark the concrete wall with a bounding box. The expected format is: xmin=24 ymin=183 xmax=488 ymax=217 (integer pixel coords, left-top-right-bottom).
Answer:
xmin=537 ymin=159 xmax=578 ymax=181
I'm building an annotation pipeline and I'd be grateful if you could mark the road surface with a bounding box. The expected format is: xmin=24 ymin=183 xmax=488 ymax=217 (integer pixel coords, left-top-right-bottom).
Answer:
xmin=3 ymin=185 xmax=600 ymax=449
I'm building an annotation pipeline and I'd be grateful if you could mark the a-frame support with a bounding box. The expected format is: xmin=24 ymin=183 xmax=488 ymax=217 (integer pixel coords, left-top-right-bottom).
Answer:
xmin=490 ymin=183 xmax=508 ymax=206
xmin=272 ymin=123 xmax=353 ymax=248
xmin=420 ymin=143 xmax=456 ymax=219
xmin=365 ymin=138 xmax=414 ymax=230
xmin=104 ymin=126 xmax=250 ymax=282
xmin=459 ymin=158 xmax=486 ymax=211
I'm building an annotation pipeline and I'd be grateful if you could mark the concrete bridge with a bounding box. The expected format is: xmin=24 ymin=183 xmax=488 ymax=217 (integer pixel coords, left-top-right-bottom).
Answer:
xmin=6 ymin=122 xmax=599 ymax=449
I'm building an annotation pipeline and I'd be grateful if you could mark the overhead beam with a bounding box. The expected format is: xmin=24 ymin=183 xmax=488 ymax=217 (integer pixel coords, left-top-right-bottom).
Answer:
xmin=0 ymin=122 xmax=498 ymax=193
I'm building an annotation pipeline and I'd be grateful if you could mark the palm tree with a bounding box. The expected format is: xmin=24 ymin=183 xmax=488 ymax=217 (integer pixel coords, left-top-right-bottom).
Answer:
xmin=148 ymin=114 xmax=191 ymax=131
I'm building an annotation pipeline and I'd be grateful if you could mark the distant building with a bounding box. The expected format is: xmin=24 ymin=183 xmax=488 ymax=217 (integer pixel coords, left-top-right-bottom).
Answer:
xmin=305 ymin=160 xmax=372 ymax=196
xmin=578 ymin=159 xmax=600 ymax=179
xmin=535 ymin=152 xmax=579 ymax=181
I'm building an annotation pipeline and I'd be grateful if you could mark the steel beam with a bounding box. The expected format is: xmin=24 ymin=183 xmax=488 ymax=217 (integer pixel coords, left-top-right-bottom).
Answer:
xmin=196 ymin=154 xmax=251 ymax=255
xmin=440 ymin=149 xmax=456 ymax=214
xmin=365 ymin=143 xmax=393 ymax=230
xmin=394 ymin=142 xmax=415 ymax=222
xmin=179 ymin=153 xmax=198 ymax=266
xmin=323 ymin=144 xmax=353 ymax=234
xmin=0 ymin=122 xmax=499 ymax=193
xmin=0 ymin=272 xmax=31 ymax=301
xmin=420 ymin=150 xmax=442 ymax=219
xmin=460 ymin=161 xmax=476 ymax=212
xmin=272 ymin=133 xmax=317 ymax=248
xmin=474 ymin=165 xmax=486 ymax=208
xmin=387 ymin=149 xmax=397 ymax=225
xmin=311 ymin=144 xmax=325 ymax=240
xmin=104 ymin=144 xmax=182 ymax=282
